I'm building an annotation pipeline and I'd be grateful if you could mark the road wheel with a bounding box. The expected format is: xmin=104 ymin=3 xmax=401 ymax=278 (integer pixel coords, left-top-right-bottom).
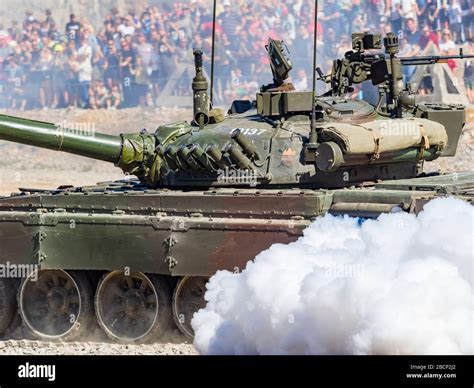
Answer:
xmin=172 ymin=276 xmax=208 ymax=340
xmin=95 ymin=271 xmax=172 ymax=343
xmin=18 ymin=270 xmax=93 ymax=341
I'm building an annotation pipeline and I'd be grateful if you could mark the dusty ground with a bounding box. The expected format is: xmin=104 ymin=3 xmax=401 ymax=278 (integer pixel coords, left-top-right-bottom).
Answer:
xmin=0 ymin=317 xmax=198 ymax=355
xmin=0 ymin=340 xmax=198 ymax=355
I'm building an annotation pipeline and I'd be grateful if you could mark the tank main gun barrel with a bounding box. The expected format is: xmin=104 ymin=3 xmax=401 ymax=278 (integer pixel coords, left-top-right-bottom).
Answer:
xmin=0 ymin=114 xmax=122 ymax=163
xmin=0 ymin=114 xmax=164 ymax=187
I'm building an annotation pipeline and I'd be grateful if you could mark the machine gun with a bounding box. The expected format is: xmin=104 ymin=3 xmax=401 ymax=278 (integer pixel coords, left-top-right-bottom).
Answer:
xmin=399 ymin=49 xmax=473 ymax=66
xmin=318 ymin=32 xmax=474 ymax=118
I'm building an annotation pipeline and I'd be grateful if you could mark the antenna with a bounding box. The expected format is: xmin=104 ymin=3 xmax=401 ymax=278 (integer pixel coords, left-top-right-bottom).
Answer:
xmin=210 ymin=0 xmax=217 ymax=109
xmin=309 ymin=0 xmax=319 ymax=145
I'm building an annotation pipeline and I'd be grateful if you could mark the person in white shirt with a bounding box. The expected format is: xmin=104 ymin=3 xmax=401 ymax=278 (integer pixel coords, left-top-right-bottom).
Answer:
xmin=77 ymin=36 xmax=93 ymax=107
xmin=118 ymin=16 xmax=135 ymax=37
xmin=390 ymin=0 xmax=418 ymax=25
xmin=293 ymin=69 xmax=308 ymax=91
xmin=439 ymin=29 xmax=456 ymax=54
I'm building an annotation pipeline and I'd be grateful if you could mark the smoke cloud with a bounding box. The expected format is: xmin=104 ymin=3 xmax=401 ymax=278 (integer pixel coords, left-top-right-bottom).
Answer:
xmin=192 ymin=197 xmax=473 ymax=355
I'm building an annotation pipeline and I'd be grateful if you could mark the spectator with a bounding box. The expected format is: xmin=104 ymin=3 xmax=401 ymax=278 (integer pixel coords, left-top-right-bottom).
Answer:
xmin=103 ymin=40 xmax=120 ymax=89
xmin=91 ymin=47 xmax=105 ymax=83
xmin=131 ymin=55 xmax=151 ymax=107
xmin=399 ymin=36 xmax=418 ymax=79
xmin=139 ymin=12 xmax=152 ymax=39
xmin=51 ymin=44 xmax=68 ymax=108
xmin=65 ymin=14 xmax=81 ymax=47
xmin=76 ymin=35 xmax=93 ymax=107
xmin=439 ymin=28 xmax=456 ymax=54
xmin=336 ymin=34 xmax=352 ymax=58
xmin=66 ymin=48 xmax=79 ymax=107
xmin=118 ymin=15 xmax=136 ymax=37
xmin=108 ymin=84 xmax=122 ymax=109
xmin=390 ymin=3 xmax=405 ymax=34
xmin=4 ymin=54 xmax=26 ymax=110
xmin=416 ymin=0 xmax=429 ymax=27
xmin=236 ymin=30 xmax=252 ymax=78
xmin=218 ymin=4 xmax=240 ymax=38
xmin=425 ymin=0 xmax=440 ymax=32
xmin=293 ymin=69 xmax=308 ymax=90
xmin=8 ymin=20 xmax=22 ymax=42
xmin=24 ymin=11 xmax=34 ymax=25
xmin=319 ymin=0 xmax=341 ymax=33
xmin=448 ymin=0 xmax=464 ymax=44
xmin=439 ymin=28 xmax=458 ymax=71
xmin=157 ymin=31 xmax=176 ymax=91
xmin=135 ymin=32 xmax=153 ymax=69
xmin=104 ymin=21 xmax=116 ymax=42
xmin=49 ymin=22 xmax=62 ymax=42
xmin=176 ymin=7 xmax=194 ymax=37
xmin=44 ymin=9 xmax=55 ymax=26
xmin=462 ymin=0 xmax=473 ymax=42
xmin=119 ymin=39 xmax=135 ymax=107
xmin=0 ymin=35 xmax=13 ymax=59
xmin=405 ymin=17 xmax=421 ymax=45
xmin=418 ymin=25 xmax=438 ymax=51
xmin=398 ymin=0 xmax=418 ymax=26
xmin=37 ymin=46 xmax=54 ymax=108
xmin=323 ymin=28 xmax=339 ymax=59
xmin=89 ymin=80 xmax=109 ymax=109
xmin=282 ymin=6 xmax=297 ymax=40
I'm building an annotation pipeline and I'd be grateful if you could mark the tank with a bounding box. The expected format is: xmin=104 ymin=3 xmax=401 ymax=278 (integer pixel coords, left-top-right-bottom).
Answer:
xmin=0 ymin=32 xmax=473 ymax=342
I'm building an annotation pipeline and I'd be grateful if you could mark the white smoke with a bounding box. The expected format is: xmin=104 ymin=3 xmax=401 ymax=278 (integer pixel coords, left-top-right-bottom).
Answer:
xmin=192 ymin=197 xmax=474 ymax=355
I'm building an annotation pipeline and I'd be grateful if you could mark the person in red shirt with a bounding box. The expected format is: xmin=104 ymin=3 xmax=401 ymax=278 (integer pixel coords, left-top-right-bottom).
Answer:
xmin=418 ymin=25 xmax=439 ymax=52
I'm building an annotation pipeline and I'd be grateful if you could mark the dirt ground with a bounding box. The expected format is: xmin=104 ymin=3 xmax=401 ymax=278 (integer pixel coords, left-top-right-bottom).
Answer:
xmin=0 ymin=317 xmax=198 ymax=355
xmin=0 ymin=340 xmax=198 ymax=355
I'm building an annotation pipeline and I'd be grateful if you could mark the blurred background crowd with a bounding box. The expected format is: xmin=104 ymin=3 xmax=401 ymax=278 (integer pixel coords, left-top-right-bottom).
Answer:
xmin=0 ymin=0 xmax=473 ymax=110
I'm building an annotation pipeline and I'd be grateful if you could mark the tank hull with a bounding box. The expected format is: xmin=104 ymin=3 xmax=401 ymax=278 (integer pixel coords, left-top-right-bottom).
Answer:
xmin=1 ymin=172 xmax=473 ymax=275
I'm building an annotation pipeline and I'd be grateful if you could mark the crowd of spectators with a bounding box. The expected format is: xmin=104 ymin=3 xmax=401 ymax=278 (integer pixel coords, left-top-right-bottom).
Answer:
xmin=0 ymin=0 xmax=473 ymax=110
